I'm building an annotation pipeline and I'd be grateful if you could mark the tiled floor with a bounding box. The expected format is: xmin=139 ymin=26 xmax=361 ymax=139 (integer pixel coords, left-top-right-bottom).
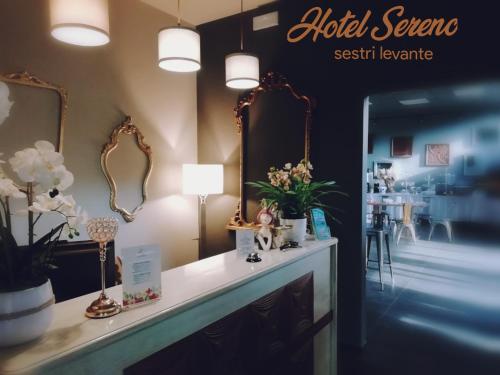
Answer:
xmin=339 ymin=237 xmax=500 ymax=375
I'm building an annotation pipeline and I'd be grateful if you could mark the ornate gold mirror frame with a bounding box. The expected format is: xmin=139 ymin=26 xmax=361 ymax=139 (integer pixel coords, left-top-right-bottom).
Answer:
xmin=0 ymin=71 xmax=68 ymax=152
xmin=101 ymin=116 xmax=153 ymax=222
xmin=227 ymin=72 xmax=314 ymax=229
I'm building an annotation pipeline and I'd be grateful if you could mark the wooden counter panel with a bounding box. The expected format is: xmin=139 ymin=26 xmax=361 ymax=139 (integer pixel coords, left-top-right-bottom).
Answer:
xmin=125 ymin=273 xmax=316 ymax=375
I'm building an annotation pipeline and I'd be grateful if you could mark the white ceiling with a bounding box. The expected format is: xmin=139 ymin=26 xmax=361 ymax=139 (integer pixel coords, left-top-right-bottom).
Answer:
xmin=142 ymin=0 xmax=276 ymax=26
xmin=370 ymin=82 xmax=500 ymax=119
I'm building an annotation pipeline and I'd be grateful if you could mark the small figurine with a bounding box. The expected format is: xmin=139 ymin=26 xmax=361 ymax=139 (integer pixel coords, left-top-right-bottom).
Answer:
xmin=256 ymin=205 xmax=274 ymax=251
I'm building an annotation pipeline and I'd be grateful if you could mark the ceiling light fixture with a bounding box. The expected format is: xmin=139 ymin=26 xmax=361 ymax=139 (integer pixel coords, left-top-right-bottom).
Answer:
xmin=158 ymin=0 xmax=201 ymax=73
xmin=399 ymin=98 xmax=430 ymax=106
xmin=50 ymin=0 xmax=110 ymax=47
xmin=453 ymin=86 xmax=485 ymax=98
xmin=225 ymin=0 xmax=260 ymax=89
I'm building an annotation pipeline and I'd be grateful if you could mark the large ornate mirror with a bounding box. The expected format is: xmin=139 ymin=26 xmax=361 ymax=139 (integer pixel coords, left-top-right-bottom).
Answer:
xmin=227 ymin=72 xmax=314 ymax=228
xmin=0 ymin=71 xmax=67 ymax=154
xmin=101 ymin=116 xmax=153 ymax=223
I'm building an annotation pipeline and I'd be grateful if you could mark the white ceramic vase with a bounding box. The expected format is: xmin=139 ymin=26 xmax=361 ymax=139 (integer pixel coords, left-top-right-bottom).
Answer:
xmin=0 ymin=279 xmax=54 ymax=347
xmin=281 ymin=218 xmax=308 ymax=244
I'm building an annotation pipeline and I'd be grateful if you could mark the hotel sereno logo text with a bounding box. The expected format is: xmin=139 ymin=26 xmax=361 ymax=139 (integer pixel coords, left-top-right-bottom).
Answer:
xmin=287 ymin=5 xmax=459 ymax=62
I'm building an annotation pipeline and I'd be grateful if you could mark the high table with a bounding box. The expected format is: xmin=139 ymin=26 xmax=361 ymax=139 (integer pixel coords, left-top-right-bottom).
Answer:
xmin=0 ymin=239 xmax=338 ymax=375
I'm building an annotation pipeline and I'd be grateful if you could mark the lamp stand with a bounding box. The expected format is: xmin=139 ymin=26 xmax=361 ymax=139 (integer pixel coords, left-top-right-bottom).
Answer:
xmin=198 ymin=195 xmax=208 ymax=259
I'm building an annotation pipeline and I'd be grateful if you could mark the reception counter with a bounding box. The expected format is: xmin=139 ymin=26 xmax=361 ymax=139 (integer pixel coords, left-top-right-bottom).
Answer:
xmin=0 ymin=239 xmax=338 ymax=375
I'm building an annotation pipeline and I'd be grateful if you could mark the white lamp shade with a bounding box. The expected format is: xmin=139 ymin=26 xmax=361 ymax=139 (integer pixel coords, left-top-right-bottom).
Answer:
xmin=183 ymin=164 xmax=223 ymax=196
xmin=225 ymin=53 xmax=260 ymax=89
xmin=50 ymin=0 xmax=110 ymax=46
xmin=158 ymin=27 xmax=201 ymax=73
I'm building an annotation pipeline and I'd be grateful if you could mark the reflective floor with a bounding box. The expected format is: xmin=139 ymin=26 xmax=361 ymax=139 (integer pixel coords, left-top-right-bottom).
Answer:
xmin=340 ymin=236 xmax=500 ymax=375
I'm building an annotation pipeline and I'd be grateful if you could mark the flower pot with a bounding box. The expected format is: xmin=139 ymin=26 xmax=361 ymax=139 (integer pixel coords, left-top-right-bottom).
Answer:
xmin=281 ymin=218 xmax=308 ymax=244
xmin=0 ymin=279 xmax=54 ymax=347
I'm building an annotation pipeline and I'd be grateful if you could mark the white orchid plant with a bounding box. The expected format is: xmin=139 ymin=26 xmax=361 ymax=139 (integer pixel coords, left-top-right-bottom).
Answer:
xmin=0 ymin=141 xmax=87 ymax=292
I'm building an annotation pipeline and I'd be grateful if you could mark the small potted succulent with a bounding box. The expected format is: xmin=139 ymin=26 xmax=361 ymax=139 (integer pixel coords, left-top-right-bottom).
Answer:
xmin=0 ymin=141 xmax=87 ymax=347
xmin=247 ymin=160 xmax=344 ymax=244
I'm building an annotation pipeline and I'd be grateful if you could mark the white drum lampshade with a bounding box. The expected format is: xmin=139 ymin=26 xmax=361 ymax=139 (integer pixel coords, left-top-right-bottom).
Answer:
xmin=158 ymin=27 xmax=201 ymax=73
xmin=225 ymin=53 xmax=260 ymax=89
xmin=182 ymin=164 xmax=223 ymax=197
xmin=50 ymin=0 xmax=110 ymax=46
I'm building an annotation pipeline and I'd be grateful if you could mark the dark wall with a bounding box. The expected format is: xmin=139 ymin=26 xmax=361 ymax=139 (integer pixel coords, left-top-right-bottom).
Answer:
xmin=197 ymin=2 xmax=284 ymax=259
xmin=197 ymin=0 xmax=500 ymax=347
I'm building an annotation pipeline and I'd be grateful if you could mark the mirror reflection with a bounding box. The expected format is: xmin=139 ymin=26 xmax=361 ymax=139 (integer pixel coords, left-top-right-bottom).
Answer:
xmin=228 ymin=72 xmax=313 ymax=227
xmin=245 ymin=90 xmax=309 ymax=223
xmin=107 ymin=133 xmax=149 ymax=216
xmin=0 ymin=78 xmax=60 ymax=159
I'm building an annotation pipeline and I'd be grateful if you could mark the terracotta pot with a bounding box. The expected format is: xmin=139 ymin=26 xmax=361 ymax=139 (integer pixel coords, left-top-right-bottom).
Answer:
xmin=0 ymin=279 xmax=54 ymax=347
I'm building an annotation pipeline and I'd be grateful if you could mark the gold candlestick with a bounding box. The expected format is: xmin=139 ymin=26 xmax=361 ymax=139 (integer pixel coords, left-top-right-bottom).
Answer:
xmin=85 ymin=217 xmax=121 ymax=319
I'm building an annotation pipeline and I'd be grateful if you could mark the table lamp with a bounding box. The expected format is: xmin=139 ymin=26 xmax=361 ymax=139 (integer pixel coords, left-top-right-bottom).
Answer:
xmin=182 ymin=164 xmax=223 ymax=258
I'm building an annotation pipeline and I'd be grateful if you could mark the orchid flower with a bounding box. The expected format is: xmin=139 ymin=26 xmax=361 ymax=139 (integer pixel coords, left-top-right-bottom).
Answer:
xmin=0 ymin=178 xmax=26 ymax=199
xmin=29 ymin=191 xmax=88 ymax=238
xmin=8 ymin=140 xmax=73 ymax=192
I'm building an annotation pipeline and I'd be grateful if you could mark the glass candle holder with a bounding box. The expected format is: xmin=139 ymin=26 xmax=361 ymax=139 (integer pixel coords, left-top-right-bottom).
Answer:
xmin=85 ymin=217 xmax=121 ymax=319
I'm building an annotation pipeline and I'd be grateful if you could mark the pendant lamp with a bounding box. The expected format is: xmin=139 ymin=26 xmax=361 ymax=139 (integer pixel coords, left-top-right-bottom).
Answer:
xmin=50 ymin=0 xmax=110 ymax=46
xmin=225 ymin=0 xmax=260 ymax=89
xmin=158 ymin=0 xmax=201 ymax=73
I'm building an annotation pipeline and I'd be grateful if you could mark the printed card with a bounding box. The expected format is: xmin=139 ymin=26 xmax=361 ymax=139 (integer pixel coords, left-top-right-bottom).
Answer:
xmin=236 ymin=228 xmax=255 ymax=256
xmin=121 ymin=244 xmax=162 ymax=308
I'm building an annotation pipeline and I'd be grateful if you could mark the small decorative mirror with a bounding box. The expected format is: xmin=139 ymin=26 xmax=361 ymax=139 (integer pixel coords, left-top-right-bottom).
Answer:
xmin=101 ymin=116 xmax=153 ymax=222
xmin=0 ymin=71 xmax=67 ymax=153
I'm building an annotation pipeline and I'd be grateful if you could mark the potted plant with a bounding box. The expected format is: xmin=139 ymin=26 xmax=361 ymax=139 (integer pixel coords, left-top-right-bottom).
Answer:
xmin=0 ymin=141 xmax=87 ymax=347
xmin=247 ymin=160 xmax=345 ymax=244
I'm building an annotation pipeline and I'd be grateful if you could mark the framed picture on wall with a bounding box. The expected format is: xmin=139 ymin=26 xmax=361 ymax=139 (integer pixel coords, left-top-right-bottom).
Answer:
xmin=391 ymin=136 xmax=413 ymax=157
xmin=425 ymin=144 xmax=450 ymax=166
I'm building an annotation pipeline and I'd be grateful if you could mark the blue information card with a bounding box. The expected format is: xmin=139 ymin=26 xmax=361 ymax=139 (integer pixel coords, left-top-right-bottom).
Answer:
xmin=310 ymin=208 xmax=332 ymax=240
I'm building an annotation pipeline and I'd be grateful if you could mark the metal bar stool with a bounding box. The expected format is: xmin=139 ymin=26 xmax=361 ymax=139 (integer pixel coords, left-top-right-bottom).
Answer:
xmin=396 ymin=203 xmax=417 ymax=246
xmin=428 ymin=218 xmax=453 ymax=242
xmin=366 ymin=213 xmax=394 ymax=291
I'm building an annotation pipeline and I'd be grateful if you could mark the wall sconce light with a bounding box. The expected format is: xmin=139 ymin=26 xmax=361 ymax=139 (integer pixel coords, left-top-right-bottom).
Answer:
xmin=225 ymin=0 xmax=260 ymax=89
xmin=158 ymin=0 xmax=201 ymax=72
xmin=50 ymin=0 xmax=110 ymax=47
xmin=182 ymin=164 xmax=223 ymax=258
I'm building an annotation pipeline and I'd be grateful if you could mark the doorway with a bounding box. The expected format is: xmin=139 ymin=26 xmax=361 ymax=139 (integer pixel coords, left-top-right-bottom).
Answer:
xmin=350 ymin=82 xmax=500 ymax=375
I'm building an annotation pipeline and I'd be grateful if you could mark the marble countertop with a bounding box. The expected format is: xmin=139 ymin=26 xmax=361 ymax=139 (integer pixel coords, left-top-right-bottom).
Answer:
xmin=0 ymin=238 xmax=337 ymax=375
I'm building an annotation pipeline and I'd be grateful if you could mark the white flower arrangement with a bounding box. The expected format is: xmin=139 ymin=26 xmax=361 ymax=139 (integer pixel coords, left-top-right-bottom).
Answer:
xmin=377 ymin=167 xmax=396 ymax=193
xmin=9 ymin=140 xmax=74 ymax=191
xmin=1 ymin=141 xmax=87 ymax=291
xmin=1 ymin=141 xmax=86 ymax=237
